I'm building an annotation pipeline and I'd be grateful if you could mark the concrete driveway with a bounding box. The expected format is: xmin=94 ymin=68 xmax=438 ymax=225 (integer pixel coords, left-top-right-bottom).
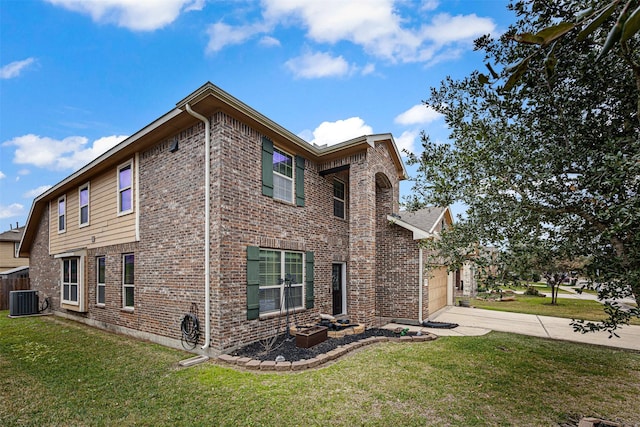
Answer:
xmin=399 ymin=306 xmax=640 ymax=351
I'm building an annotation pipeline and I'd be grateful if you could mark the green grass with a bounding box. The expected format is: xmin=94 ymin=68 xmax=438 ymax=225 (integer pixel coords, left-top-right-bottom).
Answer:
xmin=471 ymin=295 xmax=640 ymax=325
xmin=498 ymin=283 xmax=570 ymax=294
xmin=1 ymin=312 xmax=640 ymax=426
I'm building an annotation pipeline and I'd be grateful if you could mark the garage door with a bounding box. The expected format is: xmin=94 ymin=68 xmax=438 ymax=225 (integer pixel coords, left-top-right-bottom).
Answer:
xmin=428 ymin=266 xmax=449 ymax=314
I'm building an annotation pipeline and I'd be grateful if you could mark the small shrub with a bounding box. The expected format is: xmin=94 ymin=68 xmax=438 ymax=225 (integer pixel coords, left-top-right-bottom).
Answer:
xmin=524 ymin=286 xmax=541 ymax=296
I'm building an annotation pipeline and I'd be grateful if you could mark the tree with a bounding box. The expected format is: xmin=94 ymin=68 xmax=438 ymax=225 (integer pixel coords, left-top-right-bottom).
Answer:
xmin=407 ymin=0 xmax=640 ymax=336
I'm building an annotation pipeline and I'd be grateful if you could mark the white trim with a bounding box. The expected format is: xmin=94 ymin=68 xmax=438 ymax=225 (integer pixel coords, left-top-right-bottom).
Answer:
xmin=429 ymin=207 xmax=450 ymax=234
xmin=272 ymin=146 xmax=295 ymax=204
xmin=386 ymin=215 xmax=432 ymax=240
xmin=57 ymin=195 xmax=66 ymax=234
xmin=332 ymin=262 xmax=347 ymax=316
xmin=96 ymin=255 xmax=106 ymax=306
xmin=258 ymin=249 xmax=305 ymax=315
xmin=333 ymin=178 xmax=346 ymax=219
xmin=117 ymin=159 xmax=134 ymax=216
xmin=134 ymin=152 xmax=140 ymax=241
xmin=78 ymin=182 xmax=90 ymax=228
xmin=122 ymin=253 xmax=135 ymax=309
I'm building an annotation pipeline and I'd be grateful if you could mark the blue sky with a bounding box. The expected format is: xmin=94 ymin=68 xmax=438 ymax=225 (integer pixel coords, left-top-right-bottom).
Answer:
xmin=0 ymin=0 xmax=514 ymax=229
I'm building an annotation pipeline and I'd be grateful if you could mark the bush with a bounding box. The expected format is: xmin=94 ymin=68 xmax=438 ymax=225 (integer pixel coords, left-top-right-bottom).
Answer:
xmin=524 ymin=286 xmax=541 ymax=296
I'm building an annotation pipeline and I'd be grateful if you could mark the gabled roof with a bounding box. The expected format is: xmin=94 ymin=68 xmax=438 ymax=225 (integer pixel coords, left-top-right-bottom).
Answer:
xmin=0 ymin=226 xmax=24 ymax=243
xmin=387 ymin=206 xmax=452 ymax=240
xmin=19 ymin=82 xmax=407 ymax=257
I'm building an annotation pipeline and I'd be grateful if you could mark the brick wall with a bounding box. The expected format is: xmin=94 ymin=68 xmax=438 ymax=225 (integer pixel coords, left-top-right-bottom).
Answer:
xmin=27 ymin=110 xmax=407 ymax=354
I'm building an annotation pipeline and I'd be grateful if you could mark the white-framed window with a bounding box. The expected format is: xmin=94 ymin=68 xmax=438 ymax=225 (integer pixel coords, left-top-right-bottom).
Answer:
xmin=58 ymin=196 xmax=66 ymax=233
xmin=333 ymin=178 xmax=345 ymax=219
xmin=79 ymin=183 xmax=90 ymax=227
xmin=62 ymin=257 xmax=79 ymax=304
xmin=122 ymin=253 xmax=134 ymax=309
xmin=117 ymin=161 xmax=133 ymax=215
xmin=272 ymin=147 xmax=294 ymax=203
xmin=97 ymin=256 xmax=105 ymax=305
xmin=259 ymin=249 xmax=304 ymax=314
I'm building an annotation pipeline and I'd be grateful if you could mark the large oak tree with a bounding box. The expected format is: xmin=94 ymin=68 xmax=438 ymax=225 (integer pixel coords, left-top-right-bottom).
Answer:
xmin=408 ymin=0 xmax=640 ymax=334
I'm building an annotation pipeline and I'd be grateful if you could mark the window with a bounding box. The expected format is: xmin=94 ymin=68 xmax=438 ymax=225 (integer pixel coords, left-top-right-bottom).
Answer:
xmin=58 ymin=196 xmax=66 ymax=232
xmin=122 ymin=254 xmax=134 ymax=309
xmin=97 ymin=256 xmax=105 ymax=305
xmin=261 ymin=137 xmax=305 ymax=206
xmin=79 ymin=183 xmax=89 ymax=226
xmin=333 ymin=179 xmax=345 ymax=219
xmin=258 ymin=249 xmax=304 ymax=314
xmin=62 ymin=258 xmax=79 ymax=304
xmin=118 ymin=162 xmax=133 ymax=214
xmin=272 ymin=148 xmax=293 ymax=203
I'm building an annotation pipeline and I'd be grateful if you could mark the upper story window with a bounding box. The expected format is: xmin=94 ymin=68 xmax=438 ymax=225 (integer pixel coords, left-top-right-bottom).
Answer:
xmin=58 ymin=196 xmax=66 ymax=233
xmin=79 ymin=183 xmax=90 ymax=226
xmin=333 ymin=179 xmax=345 ymax=219
xmin=118 ymin=161 xmax=133 ymax=215
xmin=272 ymin=148 xmax=293 ymax=203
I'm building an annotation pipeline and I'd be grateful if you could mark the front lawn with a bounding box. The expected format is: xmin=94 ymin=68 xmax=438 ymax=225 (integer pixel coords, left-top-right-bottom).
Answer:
xmin=471 ymin=295 xmax=640 ymax=325
xmin=1 ymin=312 xmax=639 ymax=426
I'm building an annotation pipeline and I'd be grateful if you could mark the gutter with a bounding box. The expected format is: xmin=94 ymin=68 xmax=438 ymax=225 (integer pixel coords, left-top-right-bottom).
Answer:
xmin=419 ymin=246 xmax=424 ymax=323
xmin=185 ymin=104 xmax=211 ymax=351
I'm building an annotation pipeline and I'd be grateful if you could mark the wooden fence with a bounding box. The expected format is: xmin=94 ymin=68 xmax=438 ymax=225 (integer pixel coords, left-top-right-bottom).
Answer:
xmin=0 ymin=278 xmax=31 ymax=310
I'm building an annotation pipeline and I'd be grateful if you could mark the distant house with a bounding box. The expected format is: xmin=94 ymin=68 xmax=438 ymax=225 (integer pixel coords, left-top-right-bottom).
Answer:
xmin=0 ymin=225 xmax=29 ymax=278
xmin=19 ymin=82 xmax=456 ymax=355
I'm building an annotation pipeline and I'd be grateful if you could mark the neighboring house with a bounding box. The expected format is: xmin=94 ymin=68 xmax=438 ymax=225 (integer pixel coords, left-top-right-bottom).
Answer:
xmin=0 ymin=225 xmax=29 ymax=276
xmin=384 ymin=207 xmax=456 ymax=323
xmin=19 ymin=82 xmax=453 ymax=355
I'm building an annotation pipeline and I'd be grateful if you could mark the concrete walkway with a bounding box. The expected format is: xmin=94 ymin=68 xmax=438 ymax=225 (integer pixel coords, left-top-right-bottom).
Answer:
xmin=384 ymin=306 xmax=640 ymax=351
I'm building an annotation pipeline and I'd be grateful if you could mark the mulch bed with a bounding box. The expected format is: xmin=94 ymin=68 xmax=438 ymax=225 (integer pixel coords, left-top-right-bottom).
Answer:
xmin=231 ymin=328 xmax=415 ymax=362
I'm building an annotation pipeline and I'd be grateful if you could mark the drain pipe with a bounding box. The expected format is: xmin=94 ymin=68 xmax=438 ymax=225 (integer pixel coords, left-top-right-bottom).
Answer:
xmin=418 ymin=246 xmax=424 ymax=323
xmin=185 ymin=103 xmax=211 ymax=351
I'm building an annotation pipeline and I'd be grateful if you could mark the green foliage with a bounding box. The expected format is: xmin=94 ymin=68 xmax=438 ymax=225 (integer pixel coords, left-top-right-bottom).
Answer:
xmin=407 ymin=0 xmax=640 ymax=334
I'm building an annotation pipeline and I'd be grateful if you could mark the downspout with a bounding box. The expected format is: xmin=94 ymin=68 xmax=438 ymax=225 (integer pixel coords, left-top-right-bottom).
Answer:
xmin=418 ymin=246 xmax=424 ymax=323
xmin=185 ymin=104 xmax=211 ymax=351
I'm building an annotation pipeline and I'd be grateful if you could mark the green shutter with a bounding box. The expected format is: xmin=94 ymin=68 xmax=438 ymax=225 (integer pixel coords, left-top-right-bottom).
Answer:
xmin=262 ymin=137 xmax=274 ymax=197
xmin=247 ymin=246 xmax=261 ymax=320
xmin=305 ymin=251 xmax=314 ymax=309
xmin=295 ymin=155 xmax=305 ymax=207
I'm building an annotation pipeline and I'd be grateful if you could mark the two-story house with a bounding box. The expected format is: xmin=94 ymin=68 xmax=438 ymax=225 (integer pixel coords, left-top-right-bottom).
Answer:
xmin=0 ymin=225 xmax=29 ymax=278
xmin=19 ymin=82 xmax=454 ymax=355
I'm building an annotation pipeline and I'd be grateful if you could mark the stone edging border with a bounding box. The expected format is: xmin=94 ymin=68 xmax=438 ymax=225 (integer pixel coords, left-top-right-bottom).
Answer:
xmin=217 ymin=333 xmax=438 ymax=371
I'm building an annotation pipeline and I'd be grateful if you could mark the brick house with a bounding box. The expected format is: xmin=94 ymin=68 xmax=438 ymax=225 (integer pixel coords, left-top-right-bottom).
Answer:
xmin=382 ymin=207 xmax=455 ymax=323
xmin=19 ymin=82 xmax=453 ymax=355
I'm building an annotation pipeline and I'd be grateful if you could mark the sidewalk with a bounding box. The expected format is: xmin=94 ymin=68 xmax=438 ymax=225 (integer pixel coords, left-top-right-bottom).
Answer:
xmin=384 ymin=306 xmax=640 ymax=351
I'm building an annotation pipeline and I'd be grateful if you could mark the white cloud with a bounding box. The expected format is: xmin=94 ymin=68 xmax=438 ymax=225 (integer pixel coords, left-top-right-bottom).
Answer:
xmin=206 ymin=22 xmax=268 ymax=53
xmin=209 ymin=1 xmax=497 ymax=66
xmin=285 ymin=51 xmax=354 ymax=78
xmin=395 ymin=129 xmax=420 ymax=155
xmin=23 ymin=185 xmax=53 ymax=199
xmin=259 ymin=35 xmax=281 ymax=47
xmin=0 ymin=58 xmax=36 ymax=79
xmin=395 ymin=104 xmax=443 ymax=125
xmin=0 ymin=171 xmax=5 ymax=179
xmin=3 ymin=134 xmax=128 ymax=171
xmin=422 ymin=13 xmax=496 ymax=45
xmin=307 ymin=117 xmax=373 ymax=146
xmin=0 ymin=203 xmax=24 ymax=219
xmin=46 ymin=0 xmax=202 ymax=31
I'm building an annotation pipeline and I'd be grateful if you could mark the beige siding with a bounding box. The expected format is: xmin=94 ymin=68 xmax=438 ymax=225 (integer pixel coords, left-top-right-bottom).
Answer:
xmin=0 ymin=241 xmax=29 ymax=270
xmin=428 ymin=266 xmax=448 ymax=314
xmin=49 ymin=162 xmax=137 ymax=255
